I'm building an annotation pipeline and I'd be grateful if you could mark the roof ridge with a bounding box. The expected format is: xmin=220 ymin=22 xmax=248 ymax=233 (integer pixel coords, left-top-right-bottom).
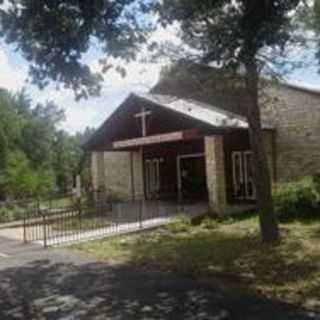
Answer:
xmin=136 ymin=92 xmax=248 ymax=123
xmin=134 ymin=92 xmax=273 ymax=129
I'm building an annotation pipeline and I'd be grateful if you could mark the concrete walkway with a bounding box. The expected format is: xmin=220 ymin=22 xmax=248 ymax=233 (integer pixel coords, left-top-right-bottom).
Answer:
xmin=0 ymin=236 xmax=318 ymax=320
xmin=42 ymin=216 xmax=173 ymax=246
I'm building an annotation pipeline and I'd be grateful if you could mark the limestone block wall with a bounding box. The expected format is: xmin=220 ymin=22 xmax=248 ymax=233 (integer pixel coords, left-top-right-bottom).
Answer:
xmin=91 ymin=150 xmax=144 ymax=201
xmin=91 ymin=152 xmax=105 ymax=190
xmin=103 ymin=152 xmax=132 ymax=200
xmin=132 ymin=150 xmax=144 ymax=200
xmin=263 ymin=85 xmax=320 ymax=182
xmin=205 ymin=136 xmax=227 ymax=215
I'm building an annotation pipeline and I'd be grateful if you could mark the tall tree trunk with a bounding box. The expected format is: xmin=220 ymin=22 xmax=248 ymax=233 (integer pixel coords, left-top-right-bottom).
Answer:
xmin=245 ymin=60 xmax=279 ymax=243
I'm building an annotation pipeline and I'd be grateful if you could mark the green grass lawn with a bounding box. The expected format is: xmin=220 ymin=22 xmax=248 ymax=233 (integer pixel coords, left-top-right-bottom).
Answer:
xmin=73 ymin=214 xmax=320 ymax=310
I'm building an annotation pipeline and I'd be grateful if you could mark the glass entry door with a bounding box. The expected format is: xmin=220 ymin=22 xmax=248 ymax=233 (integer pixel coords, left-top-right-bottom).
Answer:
xmin=232 ymin=151 xmax=256 ymax=200
xmin=177 ymin=153 xmax=207 ymax=202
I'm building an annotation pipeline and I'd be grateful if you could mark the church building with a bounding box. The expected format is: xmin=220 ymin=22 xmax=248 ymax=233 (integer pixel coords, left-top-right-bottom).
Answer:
xmin=84 ymin=63 xmax=320 ymax=215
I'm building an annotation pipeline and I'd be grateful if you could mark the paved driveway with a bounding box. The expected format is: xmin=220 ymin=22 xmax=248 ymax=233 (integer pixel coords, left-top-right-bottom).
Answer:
xmin=0 ymin=236 xmax=318 ymax=320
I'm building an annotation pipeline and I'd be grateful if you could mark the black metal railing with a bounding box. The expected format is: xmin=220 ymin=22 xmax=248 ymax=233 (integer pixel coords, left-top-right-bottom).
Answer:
xmin=22 ymin=199 xmax=188 ymax=247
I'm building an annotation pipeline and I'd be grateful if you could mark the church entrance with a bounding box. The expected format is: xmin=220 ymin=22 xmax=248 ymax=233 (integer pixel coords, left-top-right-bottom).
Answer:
xmin=177 ymin=153 xmax=208 ymax=202
xmin=143 ymin=140 xmax=206 ymax=201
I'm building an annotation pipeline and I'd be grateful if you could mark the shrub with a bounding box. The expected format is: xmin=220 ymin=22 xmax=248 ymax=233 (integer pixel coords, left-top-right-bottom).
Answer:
xmin=166 ymin=215 xmax=191 ymax=233
xmin=273 ymin=177 xmax=319 ymax=221
xmin=0 ymin=151 xmax=54 ymax=199
xmin=0 ymin=206 xmax=9 ymax=222
xmin=0 ymin=203 xmax=27 ymax=223
xmin=313 ymin=173 xmax=320 ymax=199
xmin=200 ymin=217 xmax=219 ymax=230
xmin=11 ymin=205 xmax=26 ymax=221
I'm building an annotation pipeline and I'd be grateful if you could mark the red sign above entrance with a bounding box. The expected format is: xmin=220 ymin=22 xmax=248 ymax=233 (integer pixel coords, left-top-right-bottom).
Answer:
xmin=113 ymin=129 xmax=200 ymax=149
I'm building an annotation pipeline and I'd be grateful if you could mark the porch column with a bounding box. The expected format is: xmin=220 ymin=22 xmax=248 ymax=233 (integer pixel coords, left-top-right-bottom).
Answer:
xmin=131 ymin=149 xmax=145 ymax=200
xmin=91 ymin=152 xmax=105 ymax=191
xmin=205 ymin=136 xmax=227 ymax=216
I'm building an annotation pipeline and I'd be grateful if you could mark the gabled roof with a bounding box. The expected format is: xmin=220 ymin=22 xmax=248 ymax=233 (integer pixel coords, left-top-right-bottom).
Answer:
xmin=135 ymin=92 xmax=264 ymax=129
xmin=84 ymin=92 xmax=273 ymax=151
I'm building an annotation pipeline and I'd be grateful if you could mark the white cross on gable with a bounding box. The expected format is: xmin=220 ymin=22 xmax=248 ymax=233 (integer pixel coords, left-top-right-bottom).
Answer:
xmin=135 ymin=107 xmax=152 ymax=137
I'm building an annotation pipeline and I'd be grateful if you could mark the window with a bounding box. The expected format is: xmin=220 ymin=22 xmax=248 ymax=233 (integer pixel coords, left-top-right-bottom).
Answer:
xmin=232 ymin=151 xmax=256 ymax=200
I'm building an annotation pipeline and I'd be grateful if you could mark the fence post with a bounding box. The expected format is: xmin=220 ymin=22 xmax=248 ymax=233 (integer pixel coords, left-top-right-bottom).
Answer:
xmin=116 ymin=202 xmax=120 ymax=231
xmin=139 ymin=200 xmax=143 ymax=229
xmin=42 ymin=211 xmax=47 ymax=248
xmin=78 ymin=197 xmax=82 ymax=233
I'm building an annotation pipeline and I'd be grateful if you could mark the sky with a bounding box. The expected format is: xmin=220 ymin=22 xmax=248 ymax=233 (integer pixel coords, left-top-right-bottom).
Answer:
xmin=0 ymin=40 xmax=164 ymax=134
xmin=0 ymin=22 xmax=320 ymax=134
xmin=0 ymin=22 xmax=181 ymax=134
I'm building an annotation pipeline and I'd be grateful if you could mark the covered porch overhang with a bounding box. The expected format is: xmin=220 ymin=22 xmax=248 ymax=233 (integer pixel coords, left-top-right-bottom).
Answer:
xmin=112 ymin=129 xmax=201 ymax=150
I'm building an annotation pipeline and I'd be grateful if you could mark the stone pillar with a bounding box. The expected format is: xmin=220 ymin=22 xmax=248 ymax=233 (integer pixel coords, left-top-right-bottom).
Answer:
xmin=132 ymin=149 xmax=145 ymax=200
xmin=103 ymin=151 xmax=132 ymax=200
xmin=205 ymin=136 xmax=227 ymax=216
xmin=91 ymin=152 xmax=105 ymax=191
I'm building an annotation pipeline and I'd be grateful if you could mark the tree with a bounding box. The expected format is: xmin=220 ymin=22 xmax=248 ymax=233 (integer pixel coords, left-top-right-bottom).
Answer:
xmin=0 ymin=151 xmax=54 ymax=199
xmin=0 ymin=0 xmax=152 ymax=100
xmin=19 ymin=100 xmax=65 ymax=169
xmin=0 ymin=87 xmax=88 ymax=199
xmin=300 ymin=0 xmax=320 ymax=67
xmin=51 ymin=127 xmax=94 ymax=194
xmin=0 ymin=89 xmax=22 ymax=174
xmin=154 ymin=0 xmax=303 ymax=242
xmin=0 ymin=0 xmax=301 ymax=242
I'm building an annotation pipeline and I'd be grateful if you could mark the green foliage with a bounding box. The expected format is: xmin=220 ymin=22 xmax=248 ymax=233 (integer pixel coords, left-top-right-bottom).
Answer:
xmin=0 ymin=151 xmax=54 ymax=199
xmin=165 ymin=215 xmax=191 ymax=233
xmin=200 ymin=217 xmax=219 ymax=230
xmin=75 ymin=218 xmax=320 ymax=307
xmin=0 ymin=88 xmax=92 ymax=201
xmin=273 ymin=177 xmax=320 ymax=221
xmin=0 ymin=202 xmax=33 ymax=223
xmin=312 ymin=173 xmax=320 ymax=197
xmin=156 ymin=1 xmax=300 ymax=70
xmin=0 ymin=206 xmax=10 ymax=223
xmin=0 ymin=89 xmax=22 ymax=180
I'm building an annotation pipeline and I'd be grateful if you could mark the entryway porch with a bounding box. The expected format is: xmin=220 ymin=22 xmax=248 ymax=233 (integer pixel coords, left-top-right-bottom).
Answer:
xmin=108 ymin=128 xmax=262 ymax=216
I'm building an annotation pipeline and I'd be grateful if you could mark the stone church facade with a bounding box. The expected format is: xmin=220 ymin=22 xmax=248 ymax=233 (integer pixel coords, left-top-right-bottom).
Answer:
xmin=85 ymin=63 xmax=320 ymax=215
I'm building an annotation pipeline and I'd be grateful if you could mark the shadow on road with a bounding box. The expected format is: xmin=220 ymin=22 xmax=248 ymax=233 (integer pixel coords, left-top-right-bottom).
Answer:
xmin=0 ymin=257 xmax=317 ymax=320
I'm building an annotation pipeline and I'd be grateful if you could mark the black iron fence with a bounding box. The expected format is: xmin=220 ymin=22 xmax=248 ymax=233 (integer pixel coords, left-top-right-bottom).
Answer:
xmin=22 ymin=199 xmax=189 ymax=247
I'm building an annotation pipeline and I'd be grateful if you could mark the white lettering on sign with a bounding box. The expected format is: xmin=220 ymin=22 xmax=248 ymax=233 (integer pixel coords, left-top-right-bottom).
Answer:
xmin=113 ymin=131 xmax=184 ymax=149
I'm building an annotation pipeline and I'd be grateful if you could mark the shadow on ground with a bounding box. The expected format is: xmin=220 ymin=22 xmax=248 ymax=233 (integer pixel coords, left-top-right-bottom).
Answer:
xmin=0 ymin=257 xmax=317 ymax=320
xmin=77 ymin=220 xmax=320 ymax=311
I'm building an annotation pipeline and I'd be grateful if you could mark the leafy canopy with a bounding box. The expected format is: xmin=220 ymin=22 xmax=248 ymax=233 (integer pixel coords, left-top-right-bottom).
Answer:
xmin=0 ymin=0 xmax=152 ymax=99
xmin=0 ymin=151 xmax=54 ymax=199
xmin=157 ymin=0 xmax=301 ymax=70
xmin=0 ymin=87 xmax=93 ymax=199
